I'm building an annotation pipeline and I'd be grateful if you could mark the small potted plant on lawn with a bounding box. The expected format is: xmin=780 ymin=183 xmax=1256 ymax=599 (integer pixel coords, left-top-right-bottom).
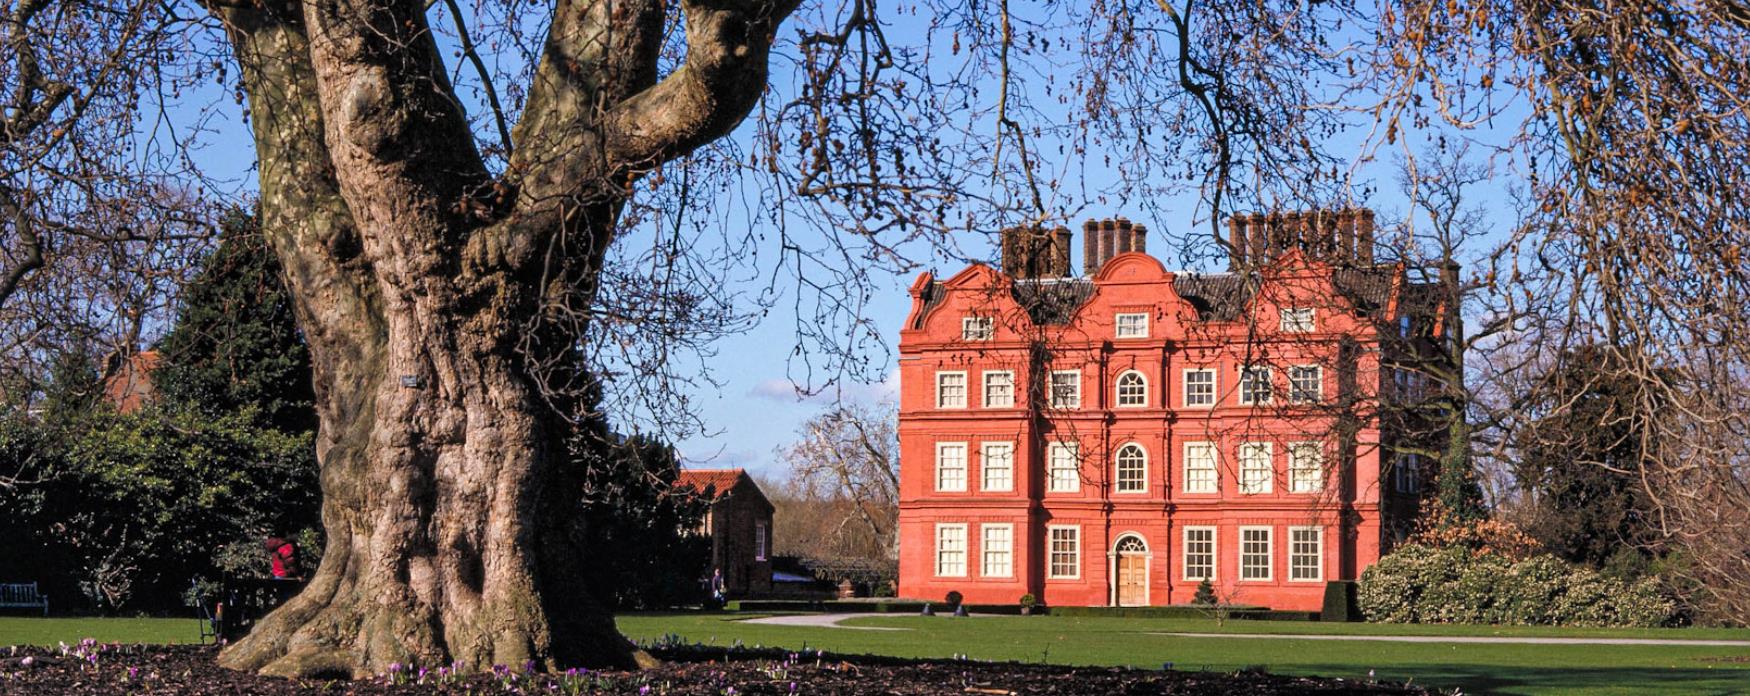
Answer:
xmin=1019 ymin=593 xmax=1039 ymax=616
xmin=945 ymin=590 xmax=971 ymax=616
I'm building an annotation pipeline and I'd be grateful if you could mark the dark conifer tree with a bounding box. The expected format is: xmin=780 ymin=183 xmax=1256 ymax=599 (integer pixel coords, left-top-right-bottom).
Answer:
xmin=154 ymin=207 xmax=315 ymax=434
xmin=1515 ymin=346 xmax=1662 ymax=573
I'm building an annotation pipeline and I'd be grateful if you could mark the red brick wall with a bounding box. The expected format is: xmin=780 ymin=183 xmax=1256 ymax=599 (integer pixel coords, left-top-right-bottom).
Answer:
xmin=707 ymin=479 xmax=774 ymax=597
xmin=897 ymin=251 xmax=1414 ymax=611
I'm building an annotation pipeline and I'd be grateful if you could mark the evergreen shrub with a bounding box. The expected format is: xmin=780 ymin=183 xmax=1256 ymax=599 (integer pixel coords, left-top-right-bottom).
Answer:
xmin=1359 ymin=543 xmax=1674 ymax=627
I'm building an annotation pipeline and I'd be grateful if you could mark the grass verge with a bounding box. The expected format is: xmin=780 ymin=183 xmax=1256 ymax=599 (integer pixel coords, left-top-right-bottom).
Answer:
xmin=0 ymin=617 xmax=205 ymax=647
xmin=616 ymin=612 xmax=1750 ymax=696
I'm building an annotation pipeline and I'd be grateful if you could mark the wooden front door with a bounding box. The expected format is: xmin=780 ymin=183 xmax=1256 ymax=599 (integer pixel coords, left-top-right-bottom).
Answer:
xmin=1115 ymin=535 xmax=1149 ymax=606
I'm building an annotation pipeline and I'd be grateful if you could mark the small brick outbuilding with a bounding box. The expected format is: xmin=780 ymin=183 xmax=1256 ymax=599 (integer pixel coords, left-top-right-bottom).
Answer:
xmin=677 ymin=468 xmax=774 ymax=597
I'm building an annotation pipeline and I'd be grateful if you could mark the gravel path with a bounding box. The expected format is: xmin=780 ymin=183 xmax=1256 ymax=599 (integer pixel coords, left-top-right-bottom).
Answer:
xmin=1151 ymin=632 xmax=1750 ymax=647
xmin=739 ymin=613 xmax=912 ymax=630
xmin=743 ymin=614 xmax=1750 ymax=646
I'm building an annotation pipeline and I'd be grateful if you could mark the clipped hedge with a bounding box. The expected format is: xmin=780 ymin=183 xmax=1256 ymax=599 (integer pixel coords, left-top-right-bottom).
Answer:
xmin=728 ymin=600 xmax=929 ymax=613
xmin=1045 ymin=605 xmax=1317 ymax=621
xmin=1321 ymin=581 xmax=1359 ymax=622
xmin=1358 ymin=544 xmax=1674 ymax=627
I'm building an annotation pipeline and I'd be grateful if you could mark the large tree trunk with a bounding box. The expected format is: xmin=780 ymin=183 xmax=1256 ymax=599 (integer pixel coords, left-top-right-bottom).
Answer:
xmin=206 ymin=0 xmax=795 ymax=676
xmin=218 ymin=272 xmax=637 ymax=677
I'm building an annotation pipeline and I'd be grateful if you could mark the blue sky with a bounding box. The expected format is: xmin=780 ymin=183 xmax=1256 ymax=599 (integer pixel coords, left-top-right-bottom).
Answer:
xmin=159 ymin=2 xmax=1524 ymax=481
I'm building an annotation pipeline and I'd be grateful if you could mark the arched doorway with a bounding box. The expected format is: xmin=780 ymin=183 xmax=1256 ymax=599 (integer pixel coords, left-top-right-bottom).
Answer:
xmin=1113 ymin=534 xmax=1150 ymax=607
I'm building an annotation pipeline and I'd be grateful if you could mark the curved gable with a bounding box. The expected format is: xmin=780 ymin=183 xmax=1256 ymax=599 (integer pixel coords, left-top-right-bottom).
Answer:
xmin=1245 ymin=249 xmax=1372 ymax=332
xmin=1093 ymin=252 xmax=1169 ymax=283
xmin=1071 ymin=252 xmax=1200 ymax=336
xmin=912 ymin=263 xmax=1039 ymax=339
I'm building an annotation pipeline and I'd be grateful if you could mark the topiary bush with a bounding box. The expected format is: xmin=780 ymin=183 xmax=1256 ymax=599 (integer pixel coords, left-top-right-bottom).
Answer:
xmin=945 ymin=590 xmax=963 ymax=608
xmin=1192 ymin=579 xmax=1217 ymax=606
xmin=1359 ymin=543 xmax=1675 ymax=627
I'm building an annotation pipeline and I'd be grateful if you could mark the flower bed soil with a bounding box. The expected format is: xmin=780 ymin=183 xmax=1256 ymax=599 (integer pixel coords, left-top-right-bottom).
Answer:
xmin=0 ymin=641 xmax=1429 ymax=695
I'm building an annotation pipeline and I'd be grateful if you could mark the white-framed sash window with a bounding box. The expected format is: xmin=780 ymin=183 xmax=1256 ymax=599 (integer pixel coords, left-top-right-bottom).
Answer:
xmin=935 ymin=442 xmax=968 ymax=492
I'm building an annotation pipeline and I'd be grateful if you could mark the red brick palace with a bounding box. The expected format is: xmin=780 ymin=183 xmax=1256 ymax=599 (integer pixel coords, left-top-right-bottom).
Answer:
xmin=895 ymin=212 xmax=1454 ymax=611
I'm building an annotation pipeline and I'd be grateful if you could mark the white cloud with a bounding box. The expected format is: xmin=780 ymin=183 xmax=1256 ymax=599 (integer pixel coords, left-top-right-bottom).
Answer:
xmin=745 ymin=372 xmax=898 ymax=406
xmin=746 ymin=378 xmax=803 ymax=403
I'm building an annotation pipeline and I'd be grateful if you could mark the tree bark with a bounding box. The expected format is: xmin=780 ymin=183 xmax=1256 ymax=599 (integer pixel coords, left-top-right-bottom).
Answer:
xmin=207 ymin=0 xmax=798 ymax=677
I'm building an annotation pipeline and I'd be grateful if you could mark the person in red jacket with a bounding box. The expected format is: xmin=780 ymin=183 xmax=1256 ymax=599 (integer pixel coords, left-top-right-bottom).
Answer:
xmin=264 ymin=536 xmax=302 ymax=580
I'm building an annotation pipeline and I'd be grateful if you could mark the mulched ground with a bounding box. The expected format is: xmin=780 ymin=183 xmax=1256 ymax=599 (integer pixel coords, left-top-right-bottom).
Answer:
xmin=0 ymin=641 xmax=1429 ymax=695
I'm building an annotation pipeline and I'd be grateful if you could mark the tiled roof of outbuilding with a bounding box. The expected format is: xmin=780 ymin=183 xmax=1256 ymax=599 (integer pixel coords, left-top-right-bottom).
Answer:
xmin=676 ymin=468 xmax=747 ymax=500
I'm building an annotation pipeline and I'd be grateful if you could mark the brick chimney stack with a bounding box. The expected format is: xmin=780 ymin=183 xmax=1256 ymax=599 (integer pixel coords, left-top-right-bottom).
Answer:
xmin=1000 ymin=225 xmax=1073 ymax=279
xmin=1081 ymin=217 xmax=1148 ymax=275
xmin=1227 ymin=208 xmax=1375 ymax=270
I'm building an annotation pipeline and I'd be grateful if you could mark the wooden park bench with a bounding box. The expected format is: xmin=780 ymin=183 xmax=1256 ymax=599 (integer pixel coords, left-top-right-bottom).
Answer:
xmin=188 ymin=577 xmax=305 ymax=643
xmin=0 ymin=582 xmax=49 ymax=616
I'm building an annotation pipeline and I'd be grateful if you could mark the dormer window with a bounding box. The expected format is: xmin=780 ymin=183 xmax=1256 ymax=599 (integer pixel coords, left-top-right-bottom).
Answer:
xmin=962 ymin=316 xmax=994 ymax=341
xmin=1280 ymin=307 xmax=1316 ymax=333
xmin=1115 ymin=313 xmax=1149 ymax=339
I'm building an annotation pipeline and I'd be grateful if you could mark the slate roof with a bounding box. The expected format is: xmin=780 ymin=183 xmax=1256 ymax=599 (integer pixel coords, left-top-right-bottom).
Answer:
xmin=1172 ymin=273 xmax=1249 ymax=322
xmin=917 ymin=265 xmax=1441 ymax=328
xmin=1010 ymin=278 xmax=1097 ymax=325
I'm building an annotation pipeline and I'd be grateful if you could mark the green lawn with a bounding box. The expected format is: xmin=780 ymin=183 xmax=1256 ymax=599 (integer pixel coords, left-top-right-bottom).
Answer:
xmin=0 ymin=617 xmax=206 ymax=646
xmin=3 ymin=614 xmax=1745 ymax=695
xmin=616 ymin=612 xmax=1750 ymax=696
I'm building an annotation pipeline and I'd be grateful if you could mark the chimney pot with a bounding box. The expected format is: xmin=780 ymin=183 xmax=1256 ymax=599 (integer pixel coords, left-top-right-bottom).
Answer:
xmin=1358 ymin=209 xmax=1376 ymax=264
xmin=1083 ymin=225 xmax=1098 ymax=275
xmin=1228 ymin=216 xmax=1247 ymax=270
xmin=1052 ymin=227 xmax=1072 ymax=276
